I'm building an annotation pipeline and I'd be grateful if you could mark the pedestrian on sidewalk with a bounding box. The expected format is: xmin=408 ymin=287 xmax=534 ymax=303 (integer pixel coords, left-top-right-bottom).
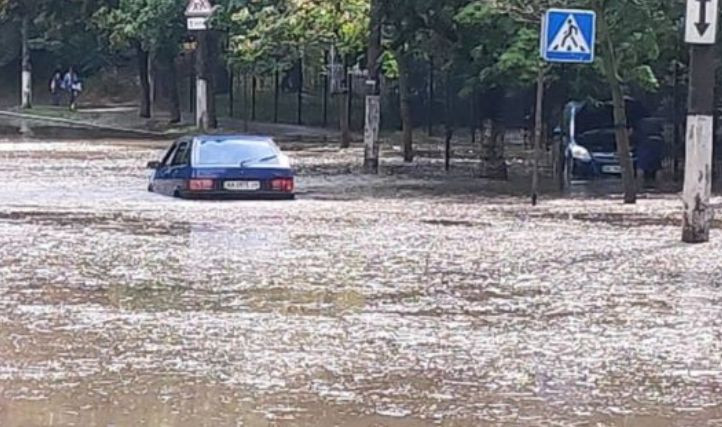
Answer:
xmin=61 ymin=66 xmax=83 ymax=111
xmin=49 ymin=69 xmax=63 ymax=106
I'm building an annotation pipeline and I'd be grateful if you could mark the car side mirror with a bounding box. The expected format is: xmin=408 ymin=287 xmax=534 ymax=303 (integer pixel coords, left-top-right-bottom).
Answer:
xmin=147 ymin=161 xmax=161 ymax=169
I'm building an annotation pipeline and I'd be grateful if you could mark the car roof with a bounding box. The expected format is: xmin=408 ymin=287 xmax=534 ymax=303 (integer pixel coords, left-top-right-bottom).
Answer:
xmin=193 ymin=134 xmax=274 ymax=143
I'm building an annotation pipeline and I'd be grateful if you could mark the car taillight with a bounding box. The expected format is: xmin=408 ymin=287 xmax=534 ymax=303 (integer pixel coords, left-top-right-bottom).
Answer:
xmin=189 ymin=179 xmax=215 ymax=191
xmin=271 ymin=178 xmax=294 ymax=193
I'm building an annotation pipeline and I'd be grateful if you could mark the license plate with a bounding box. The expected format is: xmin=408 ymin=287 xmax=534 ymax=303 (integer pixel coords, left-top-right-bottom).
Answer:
xmin=224 ymin=181 xmax=261 ymax=191
xmin=602 ymin=165 xmax=622 ymax=174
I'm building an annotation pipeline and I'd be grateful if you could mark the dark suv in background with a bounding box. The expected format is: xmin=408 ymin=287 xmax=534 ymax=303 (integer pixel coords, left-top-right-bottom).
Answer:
xmin=561 ymin=99 xmax=664 ymax=182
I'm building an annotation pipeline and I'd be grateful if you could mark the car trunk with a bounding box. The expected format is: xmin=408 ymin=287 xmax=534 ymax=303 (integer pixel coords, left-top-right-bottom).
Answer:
xmin=192 ymin=167 xmax=293 ymax=181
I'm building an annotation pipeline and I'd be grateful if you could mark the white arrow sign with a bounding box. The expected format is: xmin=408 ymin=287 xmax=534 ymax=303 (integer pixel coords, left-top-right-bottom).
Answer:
xmin=685 ymin=0 xmax=719 ymax=44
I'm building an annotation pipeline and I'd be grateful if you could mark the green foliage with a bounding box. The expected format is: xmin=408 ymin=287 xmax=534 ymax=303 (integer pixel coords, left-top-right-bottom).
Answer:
xmin=594 ymin=0 xmax=678 ymax=92
xmin=93 ymin=0 xmax=186 ymax=57
xmin=0 ymin=0 xmax=690 ymax=113
xmin=220 ymin=0 xmax=369 ymax=72
xmin=453 ymin=1 xmax=529 ymax=92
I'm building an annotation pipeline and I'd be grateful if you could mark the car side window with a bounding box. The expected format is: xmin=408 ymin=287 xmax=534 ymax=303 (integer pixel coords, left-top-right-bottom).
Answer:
xmin=161 ymin=143 xmax=178 ymax=167
xmin=171 ymin=141 xmax=191 ymax=167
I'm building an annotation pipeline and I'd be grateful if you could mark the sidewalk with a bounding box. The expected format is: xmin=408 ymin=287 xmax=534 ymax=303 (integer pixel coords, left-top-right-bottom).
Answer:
xmin=0 ymin=104 xmax=346 ymax=142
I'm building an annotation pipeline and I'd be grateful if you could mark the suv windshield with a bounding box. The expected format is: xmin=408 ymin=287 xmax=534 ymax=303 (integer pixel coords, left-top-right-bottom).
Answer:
xmin=195 ymin=139 xmax=280 ymax=167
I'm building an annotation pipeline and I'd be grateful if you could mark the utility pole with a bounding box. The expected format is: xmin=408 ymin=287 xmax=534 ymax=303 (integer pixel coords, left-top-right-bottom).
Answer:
xmin=363 ymin=0 xmax=383 ymax=173
xmin=682 ymin=0 xmax=719 ymax=243
xmin=186 ymin=0 xmax=215 ymax=131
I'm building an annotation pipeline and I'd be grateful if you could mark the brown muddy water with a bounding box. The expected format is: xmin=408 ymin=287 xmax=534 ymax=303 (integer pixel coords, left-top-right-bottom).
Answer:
xmin=0 ymin=140 xmax=721 ymax=426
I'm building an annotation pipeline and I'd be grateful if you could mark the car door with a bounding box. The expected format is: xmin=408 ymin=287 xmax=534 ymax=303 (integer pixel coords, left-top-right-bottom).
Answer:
xmin=153 ymin=142 xmax=179 ymax=196
xmin=166 ymin=139 xmax=193 ymax=196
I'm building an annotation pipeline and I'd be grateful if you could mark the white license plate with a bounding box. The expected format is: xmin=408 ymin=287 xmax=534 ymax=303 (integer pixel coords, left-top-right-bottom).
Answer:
xmin=602 ymin=165 xmax=622 ymax=174
xmin=224 ymin=181 xmax=261 ymax=191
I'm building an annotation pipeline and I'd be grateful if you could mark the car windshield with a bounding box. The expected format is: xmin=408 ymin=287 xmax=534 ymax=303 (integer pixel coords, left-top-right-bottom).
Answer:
xmin=576 ymin=129 xmax=617 ymax=153
xmin=195 ymin=139 xmax=280 ymax=167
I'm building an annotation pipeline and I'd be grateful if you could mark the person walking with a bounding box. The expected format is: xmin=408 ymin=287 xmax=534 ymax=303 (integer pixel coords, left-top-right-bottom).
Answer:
xmin=61 ymin=66 xmax=82 ymax=111
xmin=49 ymin=69 xmax=63 ymax=106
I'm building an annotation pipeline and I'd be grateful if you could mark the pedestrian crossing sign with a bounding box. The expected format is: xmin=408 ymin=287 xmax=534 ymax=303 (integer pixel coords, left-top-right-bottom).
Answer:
xmin=541 ymin=9 xmax=596 ymax=63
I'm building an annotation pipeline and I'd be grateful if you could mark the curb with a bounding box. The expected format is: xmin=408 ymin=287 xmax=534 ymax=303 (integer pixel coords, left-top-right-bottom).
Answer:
xmin=0 ymin=110 xmax=173 ymax=139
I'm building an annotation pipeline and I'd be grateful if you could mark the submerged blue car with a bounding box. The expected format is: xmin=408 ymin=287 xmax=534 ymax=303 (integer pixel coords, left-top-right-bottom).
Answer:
xmin=147 ymin=135 xmax=295 ymax=200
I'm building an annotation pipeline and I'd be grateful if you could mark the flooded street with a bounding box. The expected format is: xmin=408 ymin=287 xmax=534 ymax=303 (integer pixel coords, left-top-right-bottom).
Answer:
xmin=1 ymin=139 xmax=722 ymax=426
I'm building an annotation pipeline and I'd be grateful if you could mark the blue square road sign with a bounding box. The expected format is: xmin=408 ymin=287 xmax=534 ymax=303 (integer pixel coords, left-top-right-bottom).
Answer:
xmin=541 ymin=9 xmax=596 ymax=64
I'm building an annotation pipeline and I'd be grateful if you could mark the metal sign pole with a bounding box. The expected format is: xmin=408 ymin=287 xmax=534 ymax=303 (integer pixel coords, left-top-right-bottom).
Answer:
xmin=538 ymin=9 xmax=596 ymax=205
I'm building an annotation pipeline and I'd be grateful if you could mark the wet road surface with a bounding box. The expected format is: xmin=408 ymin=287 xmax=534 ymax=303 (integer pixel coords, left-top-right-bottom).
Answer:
xmin=1 ymin=140 xmax=722 ymax=426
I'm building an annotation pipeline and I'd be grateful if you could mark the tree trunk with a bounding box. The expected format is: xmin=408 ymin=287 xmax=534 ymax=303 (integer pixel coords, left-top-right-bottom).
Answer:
xmin=479 ymin=118 xmax=508 ymax=180
xmin=251 ymin=76 xmax=257 ymax=121
xmin=531 ymin=66 xmax=545 ymax=206
xmin=20 ymin=14 xmax=32 ymax=109
xmin=206 ymin=32 xmax=217 ymax=129
xmin=189 ymin=51 xmax=196 ymax=114
xmin=347 ymin=60 xmax=353 ymax=129
xmin=322 ymin=51 xmax=329 ymax=128
xmin=137 ymin=43 xmax=151 ymax=119
xmin=243 ymin=73 xmax=250 ymax=132
xmin=274 ymin=68 xmax=280 ymax=123
xmin=364 ymin=0 xmax=383 ymax=173
xmin=428 ymin=57 xmax=434 ymax=137
xmin=228 ymin=66 xmax=234 ymax=118
xmin=598 ymin=8 xmax=636 ymax=204
xmin=397 ymin=48 xmax=413 ymax=163
xmin=444 ymin=70 xmax=453 ymax=172
xmin=339 ymin=91 xmax=351 ymax=148
xmin=297 ymin=56 xmax=304 ymax=125
xmin=364 ymin=95 xmax=381 ymax=171
xmin=149 ymin=53 xmax=155 ymax=111
xmin=167 ymin=56 xmax=181 ymax=124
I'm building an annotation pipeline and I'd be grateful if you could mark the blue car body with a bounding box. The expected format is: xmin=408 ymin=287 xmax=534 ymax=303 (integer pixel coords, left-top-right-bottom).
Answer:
xmin=148 ymin=135 xmax=295 ymax=200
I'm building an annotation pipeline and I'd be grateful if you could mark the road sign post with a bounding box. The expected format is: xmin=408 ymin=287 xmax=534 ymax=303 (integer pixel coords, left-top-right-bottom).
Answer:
xmin=541 ymin=9 xmax=596 ymax=64
xmin=682 ymin=0 xmax=718 ymax=243
xmin=535 ymin=9 xmax=596 ymax=205
xmin=186 ymin=0 xmax=215 ymax=130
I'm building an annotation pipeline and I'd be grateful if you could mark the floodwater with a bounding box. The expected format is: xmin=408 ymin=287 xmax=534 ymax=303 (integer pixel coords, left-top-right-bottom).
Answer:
xmin=1 ymin=139 xmax=722 ymax=426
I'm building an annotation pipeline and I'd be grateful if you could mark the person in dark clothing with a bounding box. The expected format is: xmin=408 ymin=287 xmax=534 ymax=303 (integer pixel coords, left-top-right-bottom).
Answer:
xmin=49 ymin=69 xmax=63 ymax=106
xmin=635 ymin=118 xmax=665 ymax=188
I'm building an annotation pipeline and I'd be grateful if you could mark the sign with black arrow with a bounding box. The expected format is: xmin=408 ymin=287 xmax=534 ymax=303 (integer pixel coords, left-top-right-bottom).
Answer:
xmin=685 ymin=0 xmax=718 ymax=44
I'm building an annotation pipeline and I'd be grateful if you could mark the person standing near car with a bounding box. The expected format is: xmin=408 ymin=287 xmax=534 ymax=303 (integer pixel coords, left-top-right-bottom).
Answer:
xmin=61 ymin=66 xmax=82 ymax=111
